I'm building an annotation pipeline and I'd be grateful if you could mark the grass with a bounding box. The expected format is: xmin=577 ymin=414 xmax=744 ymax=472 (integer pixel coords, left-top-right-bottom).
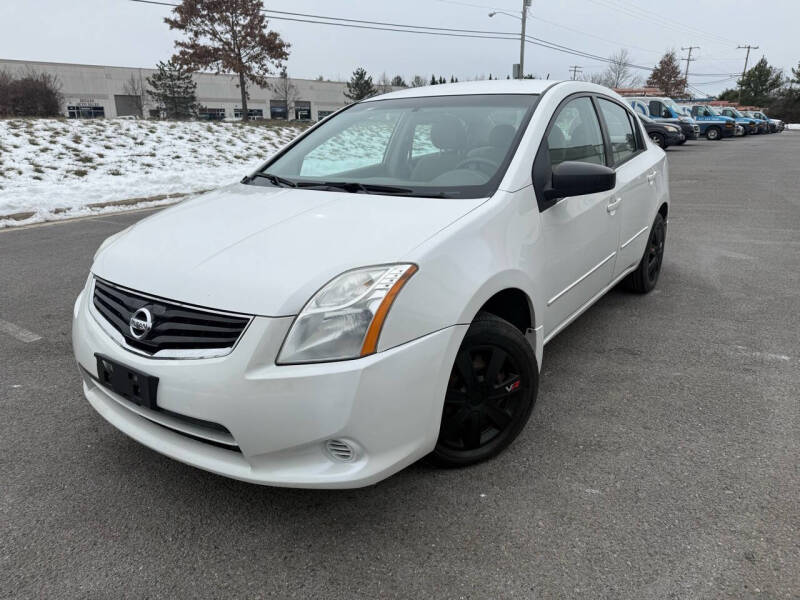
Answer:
xmin=71 ymin=169 xmax=89 ymax=177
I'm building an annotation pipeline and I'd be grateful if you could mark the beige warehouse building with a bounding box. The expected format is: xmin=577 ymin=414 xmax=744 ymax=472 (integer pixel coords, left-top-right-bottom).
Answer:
xmin=0 ymin=58 xmax=359 ymax=120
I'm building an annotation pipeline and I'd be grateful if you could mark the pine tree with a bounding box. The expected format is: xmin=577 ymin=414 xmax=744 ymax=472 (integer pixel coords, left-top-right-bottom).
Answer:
xmin=646 ymin=50 xmax=686 ymax=97
xmin=430 ymin=74 xmax=438 ymax=86
xmin=147 ymin=60 xmax=197 ymax=119
xmin=344 ymin=67 xmax=377 ymax=102
xmin=165 ymin=0 xmax=289 ymax=121
xmin=391 ymin=75 xmax=407 ymax=87
xmin=488 ymin=73 xmax=493 ymax=80
xmin=438 ymin=76 xmax=446 ymax=84
xmin=736 ymin=57 xmax=784 ymax=105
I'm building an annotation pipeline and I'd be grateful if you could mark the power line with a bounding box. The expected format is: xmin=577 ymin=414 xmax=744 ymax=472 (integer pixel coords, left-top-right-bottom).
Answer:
xmin=129 ymin=0 xmax=739 ymax=78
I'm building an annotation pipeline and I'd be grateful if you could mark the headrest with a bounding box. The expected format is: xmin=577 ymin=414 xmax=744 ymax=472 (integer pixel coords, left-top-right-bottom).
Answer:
xmin=488 ymin=124 xmax=516 ymax=148
xmin=430 ymin=115 xmax=467 ymax=151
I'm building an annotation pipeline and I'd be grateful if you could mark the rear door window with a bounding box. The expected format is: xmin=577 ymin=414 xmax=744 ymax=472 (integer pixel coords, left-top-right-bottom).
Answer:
xmin=597 ymin=99 xmax=638 ymax=165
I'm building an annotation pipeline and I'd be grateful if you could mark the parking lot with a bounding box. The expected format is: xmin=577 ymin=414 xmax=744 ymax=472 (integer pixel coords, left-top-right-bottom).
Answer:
xmin=1 ymin=132 xmax=798 ymax=599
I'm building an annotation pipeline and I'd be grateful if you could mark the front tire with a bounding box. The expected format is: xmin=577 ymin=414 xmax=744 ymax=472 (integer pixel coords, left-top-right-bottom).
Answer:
xmin=624 ymin=213 xmax=666 ymax=293
xmin=650 ymin=132 xmax=666 ymax=149
xmin=706 ymin=126 xmax=721 ymax=141
xmin=428 ymin=312 xmax=538 ymax=468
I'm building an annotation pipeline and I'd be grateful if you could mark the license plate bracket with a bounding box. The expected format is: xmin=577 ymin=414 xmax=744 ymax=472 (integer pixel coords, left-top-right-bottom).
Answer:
xmin=95 ymin=354 xmax=159 ymax=410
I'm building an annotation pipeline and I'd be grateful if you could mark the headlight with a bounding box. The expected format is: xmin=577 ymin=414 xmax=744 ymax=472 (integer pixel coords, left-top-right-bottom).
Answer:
xmin=277 ymin=263 xmax=418 ymax=364
xmin=666 ymin=125 xmax=679 ymax=132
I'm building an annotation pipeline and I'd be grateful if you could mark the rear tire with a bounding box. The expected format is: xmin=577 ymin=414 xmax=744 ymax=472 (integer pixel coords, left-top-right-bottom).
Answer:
xmin=706 ymin=126 xmax=721 ymax=141
xmin=624 ymin=213 xmax=666 ymax=294
xmin=428 ymin=312 xmax=538 ymax=468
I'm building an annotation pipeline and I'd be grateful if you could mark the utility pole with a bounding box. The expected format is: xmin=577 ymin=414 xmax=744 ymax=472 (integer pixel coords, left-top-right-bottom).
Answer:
xmin=737 ymin=44 xmax=759 ymax=104
xmin=681 ymin=46 xmax=699 ymax=84
xmin=569 ymin=65 xmax=582 ymax=80
xmin=519 ymin=0 xmax=531 ymax=79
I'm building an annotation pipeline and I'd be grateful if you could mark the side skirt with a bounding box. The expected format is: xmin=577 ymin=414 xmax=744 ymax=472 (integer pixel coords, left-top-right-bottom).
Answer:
xmin=543 ymin=263 xmax=639 ymax=346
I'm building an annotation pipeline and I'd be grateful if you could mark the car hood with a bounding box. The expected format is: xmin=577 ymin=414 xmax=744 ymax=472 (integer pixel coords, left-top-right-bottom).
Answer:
xmin=93 ymin=183 xmax=485 ymax=316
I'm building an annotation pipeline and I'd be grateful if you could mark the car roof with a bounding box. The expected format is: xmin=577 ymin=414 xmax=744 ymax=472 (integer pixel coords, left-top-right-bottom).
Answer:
xmin=361 ymin=79 xmax=562 ymax=101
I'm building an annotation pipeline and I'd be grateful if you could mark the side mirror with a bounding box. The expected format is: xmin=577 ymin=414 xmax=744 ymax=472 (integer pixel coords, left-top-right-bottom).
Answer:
xmin=545 ymin=161 xmax=616 ymax=201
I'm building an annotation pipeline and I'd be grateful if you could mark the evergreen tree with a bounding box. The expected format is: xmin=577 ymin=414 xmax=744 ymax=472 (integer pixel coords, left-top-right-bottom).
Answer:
xmin=344 ymin=67 xmax=377 ymax=102
xmin=390 ymin=75 xmax=407 ymax=87
xmin=488 ymin=73 xmax=493 ymax=80
xmin=430 ymin=74 xmax=438 ymax=86
xmin=165 ymin=0 xmax=288 ymax=121
xmin=438 ymin=76 xmax=446 ymax=84
xmin=736 ymin=57 xmax=784 ymax=105
xmin=646 ymin=50 xmax=687 ymax=97
xmin=147 ymin=60 xmax=197 ymax=119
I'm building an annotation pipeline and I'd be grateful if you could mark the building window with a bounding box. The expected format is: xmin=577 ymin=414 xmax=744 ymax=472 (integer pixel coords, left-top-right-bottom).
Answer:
xmin=317 ymin=110 xmax=334 ymax=120
xmin=295 ymin=101 xmax=311 ymax=120
xmin=67 ymin=105 xmax=105 ymax=119
xmin=233 ymin=108 xmax=264 ymax=120
xmin=198 ymin=107 xmax=226 ymax=121
xmin=270 ymin=100 xmax=288 ymax=120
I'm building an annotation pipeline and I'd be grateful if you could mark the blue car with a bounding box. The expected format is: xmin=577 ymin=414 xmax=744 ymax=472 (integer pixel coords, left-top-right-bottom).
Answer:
xmin=716 ymin=106 xmax=758 ymax=135
xmin=681 ymin=105 xmax=737 ymax=140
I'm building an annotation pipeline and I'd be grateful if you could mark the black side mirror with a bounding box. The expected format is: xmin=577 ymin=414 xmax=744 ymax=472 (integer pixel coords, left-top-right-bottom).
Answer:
xmin=544 ymin=161 xmax=616 ymax=201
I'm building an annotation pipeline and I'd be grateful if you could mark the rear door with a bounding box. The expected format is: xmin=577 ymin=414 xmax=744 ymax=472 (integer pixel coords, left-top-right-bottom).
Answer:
xmin=532 ymin=95 xmax=621 ymax=338
xmin=595 ymin=97 xmax=659 ymax=277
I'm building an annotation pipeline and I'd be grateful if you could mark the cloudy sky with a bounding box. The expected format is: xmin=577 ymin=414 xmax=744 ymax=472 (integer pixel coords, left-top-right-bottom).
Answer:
xmin=2 ymin=0 xmax=798 ymax=95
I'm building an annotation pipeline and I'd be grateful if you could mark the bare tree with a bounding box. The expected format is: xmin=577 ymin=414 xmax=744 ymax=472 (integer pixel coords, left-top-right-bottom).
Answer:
xmin=582 ymin=49 xmax=643 ymax=88
xmin=376 ymin=71 xmax=392 ymax=95
xmin=604 ymin=49 xmax=642 ymax=88
xmin=410 ymin=75 xmax=427 ymax=88
xmin=123 ymin=73 xmax=147 ymax=117
xmin=269 ymin=68 xmax=298 ymax=119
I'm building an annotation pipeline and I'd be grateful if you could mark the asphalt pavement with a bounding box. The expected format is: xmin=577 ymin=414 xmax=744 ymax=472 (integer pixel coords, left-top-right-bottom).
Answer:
xmin=1 ymin=133 xmax=798 ymax=599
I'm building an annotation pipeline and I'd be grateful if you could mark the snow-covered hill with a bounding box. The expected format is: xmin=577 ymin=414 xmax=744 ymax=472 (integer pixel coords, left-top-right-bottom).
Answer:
xmin=0 ymin=118 xmax=308 ymax=227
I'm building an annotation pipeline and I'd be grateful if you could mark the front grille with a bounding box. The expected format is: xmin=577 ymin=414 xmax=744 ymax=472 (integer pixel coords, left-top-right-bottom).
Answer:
xmin=92 ymin=278 xmax=250 ymax=356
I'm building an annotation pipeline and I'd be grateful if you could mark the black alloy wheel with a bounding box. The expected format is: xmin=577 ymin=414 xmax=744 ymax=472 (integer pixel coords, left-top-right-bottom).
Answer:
xmin=650 ymin=132 xmax=666 ymax=149
xmin=429 ymin=312 xmax=538 ymax=467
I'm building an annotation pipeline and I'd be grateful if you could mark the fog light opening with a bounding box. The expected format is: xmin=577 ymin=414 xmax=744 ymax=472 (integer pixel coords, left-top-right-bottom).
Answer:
xmin=325 ymin=439 xmax=358 ymax=463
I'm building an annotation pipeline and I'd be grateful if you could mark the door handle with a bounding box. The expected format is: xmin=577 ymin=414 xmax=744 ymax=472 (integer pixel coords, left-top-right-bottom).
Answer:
xmin=606 ymin=197 xmax=622 ymax=214
xmin=647 ymin=171 xmax=657 ymax=185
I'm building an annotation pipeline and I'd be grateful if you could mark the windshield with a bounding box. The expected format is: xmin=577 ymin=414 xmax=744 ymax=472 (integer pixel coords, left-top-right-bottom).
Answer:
xmin=662 ymin=98 xmax=683 ymax=113
xmin=706 ymin=106 xmax=721 ymax=116
xmin=254 ymin=94 xmax=539 ymax=199
xmin=727 ymin=107 xmax=744 ymax=118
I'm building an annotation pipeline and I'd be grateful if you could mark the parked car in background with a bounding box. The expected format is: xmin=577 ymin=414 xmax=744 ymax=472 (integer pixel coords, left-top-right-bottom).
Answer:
xmin=72 ymin=80 xmax=670 ymax=488
xmin=682 ymin=104 xmax=736 ymax=140
xmin=716 ymin=107 xmax=757 ymax=135
xmin=767 ymin=116 xmax=785 ymax=132
xmin=740 ymin=110 xmax=770 ymax=134
xmin=627 ymin=96 xmax=699 ymax=143
xmin=637 ymin=113 xmax=684 ymax=148
xmin=753 ymin=111 xmax=779 ymax=133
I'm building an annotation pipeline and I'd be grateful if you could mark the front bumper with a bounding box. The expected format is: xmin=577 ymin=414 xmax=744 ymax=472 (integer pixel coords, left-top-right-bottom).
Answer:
xmin=666 ymin=131 xmax=684 ymax=145
xmin=72 ymin=281 xmax=467 ymax=488
xmin=679 ymin=123 xmax=699 ymax=140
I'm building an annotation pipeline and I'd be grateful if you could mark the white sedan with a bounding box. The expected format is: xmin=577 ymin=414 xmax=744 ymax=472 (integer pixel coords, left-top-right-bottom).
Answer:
xmin=72 ymin=80 xmax=669 ymax=488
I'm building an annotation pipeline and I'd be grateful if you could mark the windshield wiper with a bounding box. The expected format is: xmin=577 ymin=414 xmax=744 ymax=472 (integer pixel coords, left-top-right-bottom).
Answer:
xmin=294 ymin=181 xmax=414 ymax=195
xmin=245 ymin=172 xmax=297 ymax=188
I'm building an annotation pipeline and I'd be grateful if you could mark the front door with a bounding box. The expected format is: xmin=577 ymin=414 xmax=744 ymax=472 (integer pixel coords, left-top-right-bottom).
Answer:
xmin=535 ymin=96 xmax=621 ymax=339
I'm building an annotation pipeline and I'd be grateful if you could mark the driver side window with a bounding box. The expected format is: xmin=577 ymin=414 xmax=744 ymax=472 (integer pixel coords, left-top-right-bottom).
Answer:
xmin=547 ymin=97 xmax=606 ymax=167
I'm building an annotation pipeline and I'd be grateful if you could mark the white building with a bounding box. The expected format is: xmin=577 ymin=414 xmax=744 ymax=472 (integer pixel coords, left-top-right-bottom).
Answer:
xmin=0 ymin=58 xmax=360 ymax=120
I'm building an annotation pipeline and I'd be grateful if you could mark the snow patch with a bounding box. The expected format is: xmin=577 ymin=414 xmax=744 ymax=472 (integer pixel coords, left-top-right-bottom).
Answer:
xmin=0 ymin=118 xmax=307 ymax=227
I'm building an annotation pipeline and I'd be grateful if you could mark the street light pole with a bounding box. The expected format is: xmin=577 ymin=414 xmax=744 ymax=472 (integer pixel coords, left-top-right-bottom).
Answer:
xmin=489 ymin=2 xmax=531 ymax=79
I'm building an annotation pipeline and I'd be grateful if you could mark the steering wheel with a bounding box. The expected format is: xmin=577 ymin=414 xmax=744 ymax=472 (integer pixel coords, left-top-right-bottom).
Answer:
xmin=454 ymin=156 xmax=500 ymax=175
